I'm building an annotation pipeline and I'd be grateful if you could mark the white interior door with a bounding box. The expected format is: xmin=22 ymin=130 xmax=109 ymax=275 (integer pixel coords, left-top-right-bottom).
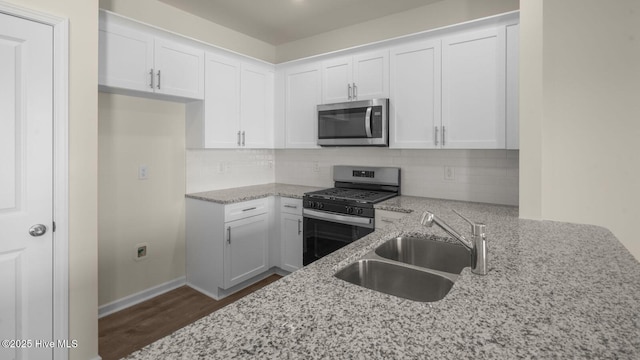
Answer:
xmin=0 ymin=12 xmax=54 ymax=360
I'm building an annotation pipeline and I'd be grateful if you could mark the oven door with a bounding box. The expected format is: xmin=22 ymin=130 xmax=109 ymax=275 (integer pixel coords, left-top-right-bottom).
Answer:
xmin=317 ymin=99 xmax=388 ymax=146
xmin=303 ymin=209 xmax=374 ymax=266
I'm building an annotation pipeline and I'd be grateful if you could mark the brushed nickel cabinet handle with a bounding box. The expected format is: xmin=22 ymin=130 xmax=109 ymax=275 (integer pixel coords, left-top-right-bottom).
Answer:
xmin=149 ymin=69 xmax=154 ymax=89
xmin=227 ymin=226 xmax=231 ymax=244
xmin=435 ymin=126 xmax=439 ymax=146
xmin=156 ymin=70 xmax=161 ymax=89
xmin=442 ymin=126 xmax=446 ymax=147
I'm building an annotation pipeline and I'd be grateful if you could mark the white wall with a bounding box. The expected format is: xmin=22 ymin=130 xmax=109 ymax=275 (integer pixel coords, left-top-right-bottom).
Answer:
xmin=98 ymin=93 xmax=186 ymax=306
xmin=98 ymin=0 xmax=276 ymax=63
xmin=276 ymin=149 xmax=519 ymax=206
xmin=5 ymin=0 xmax=99 ymax=359
xmin=520 ymin=0 xmax=640 ymax=261
xmin=276 ymin=0 xmax=519 ymax=62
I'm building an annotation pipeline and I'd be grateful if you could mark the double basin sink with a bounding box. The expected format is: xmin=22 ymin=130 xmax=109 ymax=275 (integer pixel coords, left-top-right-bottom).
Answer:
xmin=335 ymin=236 xmax=471 ymax=302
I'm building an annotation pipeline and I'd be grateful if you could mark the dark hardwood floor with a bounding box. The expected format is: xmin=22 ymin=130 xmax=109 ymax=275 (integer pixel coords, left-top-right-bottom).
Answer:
xmin=98 ymin=274 xmax=282 ymax=360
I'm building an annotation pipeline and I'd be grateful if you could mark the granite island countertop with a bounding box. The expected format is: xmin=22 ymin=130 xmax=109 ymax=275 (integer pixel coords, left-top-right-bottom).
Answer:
xmin=129 ymin=191 xmax=640 ymax=359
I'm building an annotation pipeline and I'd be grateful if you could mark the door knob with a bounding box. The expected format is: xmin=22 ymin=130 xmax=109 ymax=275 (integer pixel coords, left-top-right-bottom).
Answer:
xmin=29 ymin=224 xmax=47 ymax=237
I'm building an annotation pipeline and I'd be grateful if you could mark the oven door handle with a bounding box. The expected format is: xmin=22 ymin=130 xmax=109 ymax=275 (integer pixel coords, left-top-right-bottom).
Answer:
xmin=303 ymin=209 xmax=374 ymax=229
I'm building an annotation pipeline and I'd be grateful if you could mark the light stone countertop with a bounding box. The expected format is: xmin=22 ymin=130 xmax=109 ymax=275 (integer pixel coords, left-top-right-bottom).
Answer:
xmin=128 ymin=188 xmax=640 ymax=359
xmin=185 ymin=183 xmax=325 ymax=203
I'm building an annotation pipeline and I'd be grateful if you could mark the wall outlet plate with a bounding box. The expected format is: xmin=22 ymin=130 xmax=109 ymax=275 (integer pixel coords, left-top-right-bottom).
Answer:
xmin=444 ymin=166 xmax=455 ymax=181
xmin=134 ymin=243 xmax=148 ymax=261
xmin=138 ymin=165 xmax=149 ymax=180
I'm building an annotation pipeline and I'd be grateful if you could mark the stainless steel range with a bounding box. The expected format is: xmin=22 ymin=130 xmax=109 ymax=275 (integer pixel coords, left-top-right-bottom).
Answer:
xmin=302 ymin=165 xmax=401 ymax=265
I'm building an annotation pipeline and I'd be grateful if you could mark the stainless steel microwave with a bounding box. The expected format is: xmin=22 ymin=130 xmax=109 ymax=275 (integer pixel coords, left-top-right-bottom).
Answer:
xmin=317 ymin=98 xmax=389 ymax=146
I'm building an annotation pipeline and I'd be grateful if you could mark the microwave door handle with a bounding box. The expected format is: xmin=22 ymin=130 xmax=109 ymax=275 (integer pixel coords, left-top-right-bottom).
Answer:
xmin=365 ymin=106 xmax=373 ymax=138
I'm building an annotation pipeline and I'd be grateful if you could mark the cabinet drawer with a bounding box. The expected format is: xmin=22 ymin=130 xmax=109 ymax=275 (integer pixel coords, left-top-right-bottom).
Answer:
xmin=280 ymin=198 xmax=302 ymax=215
xmin=225 ymin=198 xmax=268 ymax=222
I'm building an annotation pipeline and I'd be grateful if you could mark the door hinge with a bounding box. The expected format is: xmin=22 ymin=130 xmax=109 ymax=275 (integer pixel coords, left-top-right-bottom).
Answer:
xmin=52 ymin=221 xmax=56 ymax=232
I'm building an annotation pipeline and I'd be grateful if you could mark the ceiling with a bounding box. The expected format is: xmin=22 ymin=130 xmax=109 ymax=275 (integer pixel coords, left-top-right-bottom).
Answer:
xmin=158 ymin=0 xmax=443 ymax=45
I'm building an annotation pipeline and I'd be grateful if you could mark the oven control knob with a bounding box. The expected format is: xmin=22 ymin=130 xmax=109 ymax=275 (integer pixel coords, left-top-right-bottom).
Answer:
xmin=346 ymin=207 xmax=354 ymax=214
xmin=318 ymin=203 xmax=324 ymax=209
xmin=356 ymin=208 xmax=364 ymax=215
xmin=307 ymin=200 xmax=315 ymax=208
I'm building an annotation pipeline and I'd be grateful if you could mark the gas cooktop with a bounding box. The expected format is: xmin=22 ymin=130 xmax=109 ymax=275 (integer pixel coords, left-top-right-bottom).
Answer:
xmin=305 ymin=187 xmax=397 ymax=204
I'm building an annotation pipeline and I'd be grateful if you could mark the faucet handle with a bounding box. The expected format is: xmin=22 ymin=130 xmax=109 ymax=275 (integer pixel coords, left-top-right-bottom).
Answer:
xmin=452 ymin=209 xmax=486 ymax=237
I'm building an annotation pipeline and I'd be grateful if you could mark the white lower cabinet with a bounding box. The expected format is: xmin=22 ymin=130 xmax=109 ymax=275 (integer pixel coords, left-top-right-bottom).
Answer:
xmin=186 ymin=198 xmax=269 ymax=299
xmin=187 ymin=196 xmax=305 ymax=299
xmin=224 ymin=213 xmax=269 ymax=288
xmin=279 ymin=198 xmax=303 ymax=272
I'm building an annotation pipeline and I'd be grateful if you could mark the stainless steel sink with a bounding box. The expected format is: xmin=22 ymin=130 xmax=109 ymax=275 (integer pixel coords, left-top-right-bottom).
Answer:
xmin=335 ymin=259 xmax=454 ymax=302
xmin=375 ymin=236 xmax=471 ymax=274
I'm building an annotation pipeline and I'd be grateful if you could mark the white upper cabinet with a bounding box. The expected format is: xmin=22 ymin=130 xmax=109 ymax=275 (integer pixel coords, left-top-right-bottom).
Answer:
xmin=187 ymin=52 xmax=274 ymax=149
xmin=241 ymin=63 xmax=275 ymax=148
xmin=506 ymin=23 xmax=520 ymax=150
xmin=153 ymin=38 xmax=205 ymax=99
xmin=201 ymin=53 xmax=241 ymax=148
xmin=389 ymin=39 xmax=441 ymax=148
xmin=322 ymin=50 xmax=389 ymax=103
xmin=284 ymin=63 xmax=322 ymax=148
xmin=441 ymin=27 xmax=506 ymax=149
xmin=99 ymin=15 xmax=204 ymax=100
xmin=98 ymin=21 xmax=154 ymax=93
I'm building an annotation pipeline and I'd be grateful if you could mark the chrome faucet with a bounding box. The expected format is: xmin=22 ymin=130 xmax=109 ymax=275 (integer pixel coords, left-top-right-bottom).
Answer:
xmin=420 ymin=210 xmax=488 ymax=275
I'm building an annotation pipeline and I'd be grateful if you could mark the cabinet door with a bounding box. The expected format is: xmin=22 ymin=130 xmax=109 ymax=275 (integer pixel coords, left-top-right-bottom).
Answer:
xmin=224 ymin=213 xmax=269 ymax=288
xmin=98 ymin=21 xmax=154 ymax=92
xmin=241 ymin=63 xmax=274 ymax=148
xmin=506 ymin=23 xmax=519 ymax=150
xmin=442 ymin=27 xmax=506 ymax=149
xmin=154 ymin=38 xmax=205 ymax=99
xmin=353 ymin=50 xmax=389 ymax=101
xmin=280 ymin=213 xmax=303 ymax=272
xmin=322 ymin=56 xmax=352 ymax=103
xmin=285 ymin=63 xmax=321 ymax=148
xmin=389 ymin=40 xmax=441 ymax=148
xmin=204 ymin=53 xmax=241 ymax=148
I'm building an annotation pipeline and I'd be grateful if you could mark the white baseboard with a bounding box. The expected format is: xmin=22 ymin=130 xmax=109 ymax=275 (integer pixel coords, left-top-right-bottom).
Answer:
xmin=98 ymin=277 xmax=186 ymax=318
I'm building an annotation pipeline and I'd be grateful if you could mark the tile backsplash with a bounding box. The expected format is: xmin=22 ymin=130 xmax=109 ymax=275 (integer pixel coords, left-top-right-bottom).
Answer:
xmin=186 ymin=148 xmax=519 ymax=206
xmin=186 ymin=149 xmax=276 ymax=193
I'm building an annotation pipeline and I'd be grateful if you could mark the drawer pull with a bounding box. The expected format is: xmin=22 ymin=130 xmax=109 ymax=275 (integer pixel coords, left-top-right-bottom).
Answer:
xmin=284 ymin=204 xmax=298 ymax=209
xmin=242 ymin=207 xmax=257 ymax=212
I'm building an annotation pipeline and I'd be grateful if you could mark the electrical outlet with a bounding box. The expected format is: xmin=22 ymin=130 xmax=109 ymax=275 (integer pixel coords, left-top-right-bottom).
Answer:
xmin=134 ymin=243 xmax=148 ymax=261
xmin=444 ymin=166 xmax=455 ymax=181
xmin=138 ymin=165 xmax=149 ymax=180
xmin=313 ymin=161 xmax=320 ymax=173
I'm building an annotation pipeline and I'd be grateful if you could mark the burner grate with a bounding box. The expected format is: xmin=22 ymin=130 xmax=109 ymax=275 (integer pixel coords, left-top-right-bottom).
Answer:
xmin=307 ymin=188 xmax=396 ymax=204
